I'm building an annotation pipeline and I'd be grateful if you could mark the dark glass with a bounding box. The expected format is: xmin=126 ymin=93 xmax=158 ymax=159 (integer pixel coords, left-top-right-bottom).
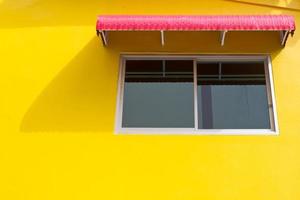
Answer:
xmin=197 ymin=61 xmax=271 ymax=129
xmin=122 ymin=60 xmax=194 ymax=128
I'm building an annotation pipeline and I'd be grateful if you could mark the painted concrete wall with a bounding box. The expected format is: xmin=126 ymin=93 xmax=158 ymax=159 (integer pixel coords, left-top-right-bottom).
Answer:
xmin=1 ymin=0 xmax=300 ymax=199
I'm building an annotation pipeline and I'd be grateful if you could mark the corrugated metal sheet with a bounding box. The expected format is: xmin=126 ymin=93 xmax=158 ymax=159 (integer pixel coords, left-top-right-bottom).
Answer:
xmin=96 ymin=15 xmax=295 ymax=31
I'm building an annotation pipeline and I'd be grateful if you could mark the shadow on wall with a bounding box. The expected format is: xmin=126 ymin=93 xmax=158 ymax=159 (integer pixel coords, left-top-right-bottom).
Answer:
xmin=20 ymin=37 xmax=119 ymax=132
xmin=20 ymin=31 xmax=289 ymax=132
xmin=15 ymin=0 xmax=297 ymax=132
xmin=107 ymin=31 xmax=290 ymax=52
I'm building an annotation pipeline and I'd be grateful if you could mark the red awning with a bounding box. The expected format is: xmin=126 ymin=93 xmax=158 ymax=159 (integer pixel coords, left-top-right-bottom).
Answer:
xmin=96 ymin=15 xmax=295 ymax=46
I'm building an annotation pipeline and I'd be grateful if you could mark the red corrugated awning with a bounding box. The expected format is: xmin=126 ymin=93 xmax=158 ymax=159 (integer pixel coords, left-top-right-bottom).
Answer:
xmin=96 ymin=15 xmax=295 ymax=46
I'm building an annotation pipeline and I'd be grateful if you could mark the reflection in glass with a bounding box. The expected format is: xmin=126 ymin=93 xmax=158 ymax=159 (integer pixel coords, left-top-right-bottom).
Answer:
xmin=197 ymin=61 xmax=271 ymax=129
xmin=122 ymin=60 xmax=194 ymax=128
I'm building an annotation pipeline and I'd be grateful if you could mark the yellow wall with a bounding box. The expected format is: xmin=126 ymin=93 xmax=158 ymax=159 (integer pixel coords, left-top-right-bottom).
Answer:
xmin=1 ymin=0 xmax=300 ymax=199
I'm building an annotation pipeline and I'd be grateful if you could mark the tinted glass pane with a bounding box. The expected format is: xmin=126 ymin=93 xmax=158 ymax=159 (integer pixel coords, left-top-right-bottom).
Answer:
xmin=197 ymin=61 xmax=271 ymax=129
xmin=122 ymin=60 xmax=194 ymax=128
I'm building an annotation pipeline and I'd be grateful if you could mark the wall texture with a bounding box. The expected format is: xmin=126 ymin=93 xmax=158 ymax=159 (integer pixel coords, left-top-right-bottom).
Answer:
xmin=1 ymin=0 xmax=300 ymax=199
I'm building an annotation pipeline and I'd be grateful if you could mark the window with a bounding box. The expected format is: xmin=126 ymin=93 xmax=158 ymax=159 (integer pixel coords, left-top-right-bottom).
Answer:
xmin=116 ymin=55 xmax=278 ymax=135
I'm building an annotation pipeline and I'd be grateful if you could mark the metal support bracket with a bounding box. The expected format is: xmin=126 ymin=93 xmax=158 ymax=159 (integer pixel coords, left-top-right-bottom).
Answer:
xmin=160 ymin=30 xmax=165 ymax=46
xmin=99 ymin=30 xmax=108 ymax=46
xmin=220 ymin=30 xmax=227 ymax=46
xmin=280 ymin=30 xmax=290 ymax=47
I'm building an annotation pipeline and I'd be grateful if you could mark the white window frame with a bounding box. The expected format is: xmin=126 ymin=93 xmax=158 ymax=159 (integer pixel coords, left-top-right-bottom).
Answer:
xmin=115 ymin=54 xmax=279 ymax=135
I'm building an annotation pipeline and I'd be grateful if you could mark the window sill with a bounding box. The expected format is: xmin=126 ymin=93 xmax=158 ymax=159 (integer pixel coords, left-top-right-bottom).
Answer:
xmin=115 ymin=128 xmax=279 ymax=135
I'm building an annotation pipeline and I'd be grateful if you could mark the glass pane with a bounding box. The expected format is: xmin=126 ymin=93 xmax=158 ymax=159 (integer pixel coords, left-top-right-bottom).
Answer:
xmin=122 ymin=60 xmax=194 ymax=128
xmin=197 ymin=61 xmax=271 ymax=129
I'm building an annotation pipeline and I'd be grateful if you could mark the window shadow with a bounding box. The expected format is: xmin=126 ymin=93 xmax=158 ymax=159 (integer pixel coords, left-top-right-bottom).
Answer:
xmin=20 ymin=37 xmax=119 ymax=132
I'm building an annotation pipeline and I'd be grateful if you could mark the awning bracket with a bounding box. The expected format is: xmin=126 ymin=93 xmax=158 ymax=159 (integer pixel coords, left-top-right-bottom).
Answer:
xmin=220 ymin=30 xmax=227 ymax=46
xmin=280 ymin=30 xmax=289 ymax=47
xmin=160 ymin=30 xmax=165 ymax=46
xmin=99 ymin=30 xmax=108 ymax=46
